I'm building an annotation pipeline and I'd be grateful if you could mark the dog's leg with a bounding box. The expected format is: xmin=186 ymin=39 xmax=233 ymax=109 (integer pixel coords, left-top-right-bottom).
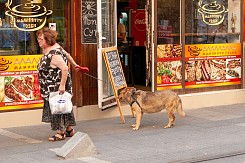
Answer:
xmin=133 ymin=110 xmax=142 ymax=131
xmin=131 ymin=112 xmax=143 ymax=128
xmin=130 ymin=106 xmax=135 ymax=117
xmin=130 ymin=114 xmax=140 ymax=128
xmin=164 ymin=112 xmax=175 ymax=129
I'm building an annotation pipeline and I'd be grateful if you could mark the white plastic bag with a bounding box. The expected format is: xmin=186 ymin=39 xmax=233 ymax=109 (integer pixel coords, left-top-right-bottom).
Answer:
xmin=49 ymin=91 xmax=73 ymax=114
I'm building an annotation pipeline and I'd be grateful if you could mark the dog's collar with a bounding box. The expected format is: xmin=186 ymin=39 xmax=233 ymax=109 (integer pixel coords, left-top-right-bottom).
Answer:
xmin=130 ymin=92 xmax=141 ymax=108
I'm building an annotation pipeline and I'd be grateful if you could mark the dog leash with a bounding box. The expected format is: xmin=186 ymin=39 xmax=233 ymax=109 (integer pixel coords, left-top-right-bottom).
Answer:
xmin=82 ymin=73 xmax=108 ymax=84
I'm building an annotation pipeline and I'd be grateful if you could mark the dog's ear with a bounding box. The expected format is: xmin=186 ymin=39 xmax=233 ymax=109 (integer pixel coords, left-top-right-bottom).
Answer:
xmin=118 ymin=87 xmax=127 ymax=97
xmin=128 ymin=87 xmax=136 ymax=93
xmin=134 ymin=90 xmax=141 ymax=98
xmin=122 ymin=87 xmax=136 ymax=96
xmin=126 ymin=87 xmax=133 ymax=91
xmin=132 ymin=87 xmax=136 ymax=92
xmin=118 ymin=87 xmax=129 ymax=100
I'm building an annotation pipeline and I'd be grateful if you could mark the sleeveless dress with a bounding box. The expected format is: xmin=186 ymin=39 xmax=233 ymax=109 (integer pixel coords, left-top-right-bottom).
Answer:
xmin=37 ymin=47 xmax=76 ymax=131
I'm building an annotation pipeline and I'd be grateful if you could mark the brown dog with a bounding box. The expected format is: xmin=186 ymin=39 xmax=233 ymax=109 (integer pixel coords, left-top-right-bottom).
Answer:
xmin=119 ymin=87 xmax=186 ymax=130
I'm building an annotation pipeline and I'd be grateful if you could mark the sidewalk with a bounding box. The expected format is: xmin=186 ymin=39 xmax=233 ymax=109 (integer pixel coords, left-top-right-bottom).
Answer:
xmin=1 ymin=103 xmax=245 ymax=163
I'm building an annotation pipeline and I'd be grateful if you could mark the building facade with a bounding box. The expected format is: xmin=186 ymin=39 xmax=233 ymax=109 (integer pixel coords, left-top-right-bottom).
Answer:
xmin=0 ymin=0 xmax=244 ymax=128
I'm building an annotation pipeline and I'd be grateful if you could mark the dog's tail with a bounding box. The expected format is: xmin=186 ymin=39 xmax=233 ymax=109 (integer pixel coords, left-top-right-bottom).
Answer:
xmin=176 ymin=99 xmax=186 ymax=117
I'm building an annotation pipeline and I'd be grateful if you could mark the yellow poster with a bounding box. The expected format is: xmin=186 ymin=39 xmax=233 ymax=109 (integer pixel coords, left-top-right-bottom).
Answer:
xmin=0 ymin=55 xmax=43 ymax=111
xmin=156 ymin=44 xmax=183 ymax=90
xmin=185 ymin=43 xmax=241 ymax=88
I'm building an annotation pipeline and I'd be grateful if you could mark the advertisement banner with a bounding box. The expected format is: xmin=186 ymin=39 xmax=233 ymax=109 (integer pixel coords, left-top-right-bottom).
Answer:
xmin=0 ymin=55 xmax=43 ymax=111
xmin=185 ymin=43 xmax=241 ymax=88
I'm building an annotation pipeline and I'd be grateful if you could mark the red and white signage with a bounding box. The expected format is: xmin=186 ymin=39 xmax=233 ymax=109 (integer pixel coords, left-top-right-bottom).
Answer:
xmin=131 ymin=9 xmax=146 ymax=46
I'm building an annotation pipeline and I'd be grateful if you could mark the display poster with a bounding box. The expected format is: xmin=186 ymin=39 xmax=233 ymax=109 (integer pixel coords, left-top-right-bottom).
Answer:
xmin=157 ymin=44 xmax=182 ymax=90
xmin=185 ymin=43 xmax=241 ymax=88
xmin=0 ymin=55 xmax=43 ymax=111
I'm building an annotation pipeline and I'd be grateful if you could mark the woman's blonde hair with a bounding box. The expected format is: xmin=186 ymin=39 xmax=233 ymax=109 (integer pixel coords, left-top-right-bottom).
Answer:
xmin=36 ymin=27 xmax=58 ymax=46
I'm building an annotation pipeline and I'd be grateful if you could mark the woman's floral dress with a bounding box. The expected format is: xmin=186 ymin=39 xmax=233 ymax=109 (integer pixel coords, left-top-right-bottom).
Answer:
xmin=37 ymin=47 xmax=76 ymax=131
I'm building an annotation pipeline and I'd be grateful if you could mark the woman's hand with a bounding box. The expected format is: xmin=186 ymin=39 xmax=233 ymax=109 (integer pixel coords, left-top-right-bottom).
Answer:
xmin=75 ymin=65 xmax=89 ymax=73
xmin=58 ymin=85 xmax=65 ymax=94
xmin=74 ymin=64 xmax=80 ymax=72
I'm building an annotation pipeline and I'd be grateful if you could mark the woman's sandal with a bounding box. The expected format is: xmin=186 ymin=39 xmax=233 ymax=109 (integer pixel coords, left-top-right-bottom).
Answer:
xmin=65 ymin=128 xmax=75 ymax=137
xmin=49 ymin=133 xmax=66 ymax=141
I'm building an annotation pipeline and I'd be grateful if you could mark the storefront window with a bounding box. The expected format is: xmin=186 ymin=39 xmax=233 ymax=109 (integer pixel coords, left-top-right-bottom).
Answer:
xmin=156 ymin=0 xmax=182 ymax=90
xmin=184 ymin=0 xmax=242 ymax=88
xmin=185 ymin=0 xmax=241 ymax=44
xmin=0 ymin=0 xmax=70 ymax=55
xmin=0 ymin=0 xmax=70 ymax=111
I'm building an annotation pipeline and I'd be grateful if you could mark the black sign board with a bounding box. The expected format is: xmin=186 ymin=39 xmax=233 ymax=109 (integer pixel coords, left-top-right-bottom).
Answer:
xmin=81 ymin=0 xmax=97 ymax=44
xmin=103 ymin=48 xmax=127 ymax=89
xmin=103 ymin=47 xmax=127 ymax=123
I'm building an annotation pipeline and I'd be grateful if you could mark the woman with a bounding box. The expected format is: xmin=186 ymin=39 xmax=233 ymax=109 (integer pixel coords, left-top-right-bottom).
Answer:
xmin=37 ymin=27 xmax=78 ymax=141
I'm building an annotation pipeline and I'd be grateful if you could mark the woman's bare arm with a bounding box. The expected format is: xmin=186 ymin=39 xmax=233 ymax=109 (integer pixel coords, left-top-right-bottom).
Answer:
xmin=50 ymin=55 xmax=68 ymax=93
xmin=64 ymin=52 xmax=79 ymax=68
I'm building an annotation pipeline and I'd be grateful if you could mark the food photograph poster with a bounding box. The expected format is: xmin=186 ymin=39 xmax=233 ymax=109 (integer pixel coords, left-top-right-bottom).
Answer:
xmin=185 ymin=43 xmax=241 ymax=88
xmin=157 ymin=44 xmax=182 ymax=90
xmin=0 ymin=55 xmax=43 ymax=111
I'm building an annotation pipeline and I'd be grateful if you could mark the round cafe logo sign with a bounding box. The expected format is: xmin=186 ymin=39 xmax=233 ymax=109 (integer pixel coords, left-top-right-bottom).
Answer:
xmin=5 ymin=0 xmax=53 ymax=31
xmin=133 ymin=11 xmax=146 ymax=32
xmin=197 ymin=1 xmax=228 ymax=26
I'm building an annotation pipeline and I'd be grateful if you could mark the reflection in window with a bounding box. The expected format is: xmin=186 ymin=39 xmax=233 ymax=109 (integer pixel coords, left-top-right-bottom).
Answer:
xmin=0 ymin=0 xmax=70 ymax=55
xmin=101 ymin=0 xmax=116 ymax=97
xmin=157 ymin=0 xmax=180 ymax=45
xmin=185 ymin=0 xmax=241 ymax=44
xmin=101 ymin=0 xmax=116 ymax=48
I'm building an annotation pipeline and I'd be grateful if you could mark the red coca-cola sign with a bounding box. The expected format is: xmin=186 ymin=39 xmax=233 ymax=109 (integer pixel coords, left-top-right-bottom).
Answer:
xmin=131 ymin=10 xmax=146 ymax=46
xmin=133 ymin=11 xmax=146 ymax=31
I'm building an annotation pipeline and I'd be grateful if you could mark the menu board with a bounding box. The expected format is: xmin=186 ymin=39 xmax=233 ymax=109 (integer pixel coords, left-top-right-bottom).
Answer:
xmin=185 ymin=43 xmax=241 ymax=88
xmin=0 ymin=55 xmax=43 ymax=111
xmin=81 ymin=0 xmax=97 ymax=44
xmin=102 ymin=47 xmax=127 ymax=123
xmin=103 ymin=48 xmax=126 ymax=89
xmin=157 ymin=44 xmax=183 ymax=90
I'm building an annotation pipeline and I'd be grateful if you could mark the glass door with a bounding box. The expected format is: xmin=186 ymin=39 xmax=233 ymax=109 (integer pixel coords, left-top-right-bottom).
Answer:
xmin=97 ymin=0 xmax=117 ymax=109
